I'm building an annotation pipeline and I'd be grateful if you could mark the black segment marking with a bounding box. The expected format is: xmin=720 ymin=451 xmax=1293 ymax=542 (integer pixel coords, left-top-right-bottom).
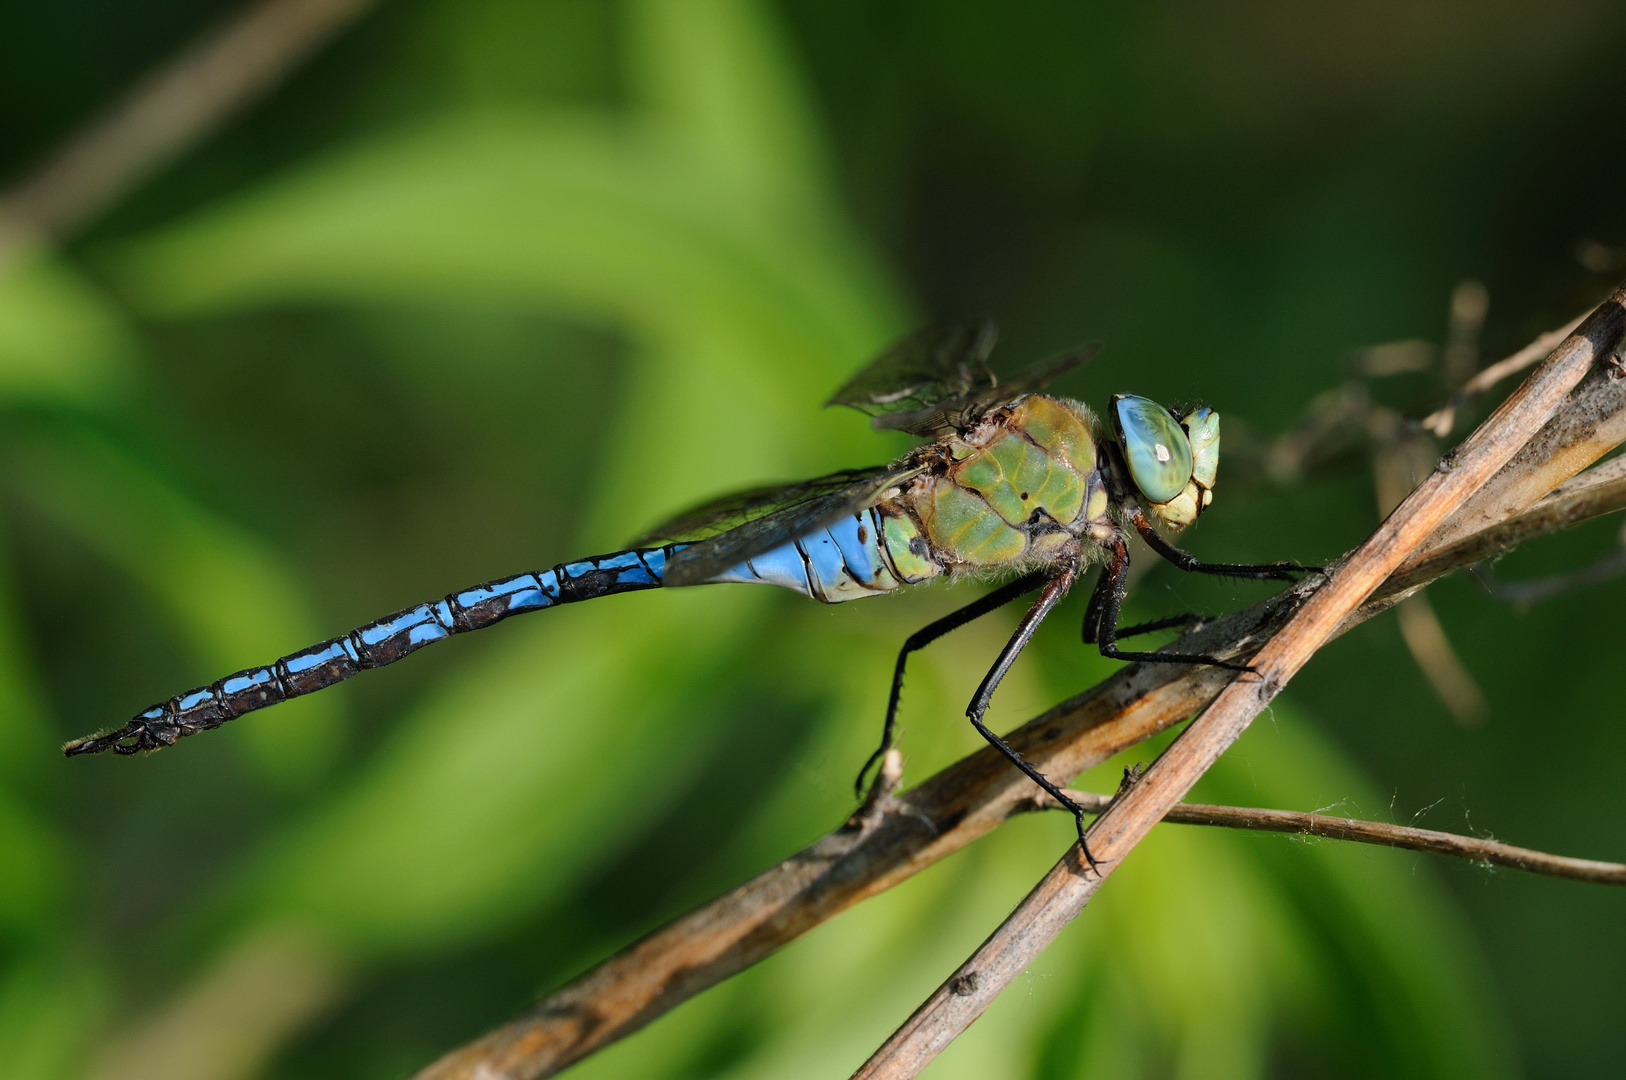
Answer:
xmin=791 ymin=538 xmax=820 ymax=600
xmin=69 ymin=549 xmax=674 ymax=756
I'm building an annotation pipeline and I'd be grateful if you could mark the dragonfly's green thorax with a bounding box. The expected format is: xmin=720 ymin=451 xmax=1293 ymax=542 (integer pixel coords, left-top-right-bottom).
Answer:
xmin=873 ymin=392 xmax=1220 ymax=588
xmin=874 ymin=395 xmax=1104 ymax=580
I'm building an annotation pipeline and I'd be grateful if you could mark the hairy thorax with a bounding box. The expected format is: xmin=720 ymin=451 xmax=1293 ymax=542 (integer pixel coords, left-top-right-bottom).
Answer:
xmin=878 ymin=395 xmax=1117 ymax=578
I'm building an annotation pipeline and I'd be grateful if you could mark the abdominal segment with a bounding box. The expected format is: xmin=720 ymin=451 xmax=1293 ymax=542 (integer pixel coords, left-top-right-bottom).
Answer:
xmin=706 ymin=507 xmax=936 ymax=602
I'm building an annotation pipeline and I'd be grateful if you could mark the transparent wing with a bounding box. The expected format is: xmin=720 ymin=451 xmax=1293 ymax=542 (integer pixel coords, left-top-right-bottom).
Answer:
xmin=873 ymin=341 xmax=1101 ymax=437
xmin=825 ymin=321 xmax=999 ymax=420
xmin=637 ymin=465 xmax=922 ymax=587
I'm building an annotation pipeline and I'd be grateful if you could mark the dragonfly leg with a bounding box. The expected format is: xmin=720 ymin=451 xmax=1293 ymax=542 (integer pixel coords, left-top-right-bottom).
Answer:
xmin=1081 ymin=571 xmax=1204 ymax=644
xmin=1091 ymin=537 xmax=1254 ymax=672
xmin=854 ymin=570 xmax=1048 ymax=798
xmin=1117 ymin=612 xmax=1206 ymax=637
xmin=962 ymin=563 xmax=1104 ymax=870
xmin=1127 ymin=503 xmax=1319 ymax=581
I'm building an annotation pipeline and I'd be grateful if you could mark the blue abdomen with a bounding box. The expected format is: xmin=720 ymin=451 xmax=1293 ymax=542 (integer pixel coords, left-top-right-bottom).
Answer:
xmin=706 ymin=509 xmax=915 ymax=603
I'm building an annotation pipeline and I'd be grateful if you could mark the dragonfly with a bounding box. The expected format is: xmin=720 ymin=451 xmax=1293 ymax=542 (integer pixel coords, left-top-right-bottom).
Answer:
xmin=66 ymin=322 xmax=1314 ymax=858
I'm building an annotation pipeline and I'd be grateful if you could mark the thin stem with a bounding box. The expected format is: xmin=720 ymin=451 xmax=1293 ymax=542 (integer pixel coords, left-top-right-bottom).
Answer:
xmin=1029 ymin=790 xmax=1626 ymax=886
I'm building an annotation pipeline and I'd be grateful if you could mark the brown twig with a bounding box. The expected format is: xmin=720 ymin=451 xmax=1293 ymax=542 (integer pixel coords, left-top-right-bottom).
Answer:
xmin=1374 ymin=380 xmax=1488 ymax=724
xmin=851 ymin=282 xmax=1626 ymax=1080
xmin=409 ymin=293 xmax=1626 ymax=1080
xmin=1418 ymin=325 xmax=1626 ymax=556
xmin=1032 ymin=789 xmax=1626 ymax=886
xmin=1421 ymin=312 xmax=1589 ymax=437
xmin=0 ymin=0 xmax=378 ymax=271
xmin=1383 ymin=451 xmax=1626 ymax=601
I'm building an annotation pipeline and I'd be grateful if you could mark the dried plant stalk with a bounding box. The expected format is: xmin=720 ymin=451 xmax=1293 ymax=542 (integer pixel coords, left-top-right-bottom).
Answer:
xmin=415 ymin=289 xmax=1626 ymax=1080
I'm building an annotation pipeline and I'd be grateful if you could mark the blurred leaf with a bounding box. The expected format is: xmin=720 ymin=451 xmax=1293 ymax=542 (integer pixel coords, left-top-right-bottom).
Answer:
xmin=627 ymin=0 xmax=835 ymax=211
xmin=1177 ymin=702 xmax=1515 ymax=1079
xmin=111 ymin=106 xmax=903 ymax=532
xmin=445 ymin=0 xmax=618 ymax=105
xmin=0 ymin=253 xmax=135 ymax=405
xmin=0 ymin=791 xmax=66 ymax=942
xmin=229 ymin=591 xmax=766 ymax=952
xmin=0 ymin=515 xmax=52 ymax=781
xmin=0 ymin=950 xmax=108 ymax=1080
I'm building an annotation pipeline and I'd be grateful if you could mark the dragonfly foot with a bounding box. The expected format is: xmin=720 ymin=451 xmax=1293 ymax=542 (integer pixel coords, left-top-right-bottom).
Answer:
xmin=855 ymin=748 xmax=904 ymax=810
xmin=1072 ymin=814 xmax=1103 ymax=875
xmin=852 ymin=747 xmax=886 ymax=801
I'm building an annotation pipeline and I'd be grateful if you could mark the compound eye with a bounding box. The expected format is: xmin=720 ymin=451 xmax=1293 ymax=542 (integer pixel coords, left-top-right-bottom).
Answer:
xmin=1112 ymin=394 xmax=1194 ymax=505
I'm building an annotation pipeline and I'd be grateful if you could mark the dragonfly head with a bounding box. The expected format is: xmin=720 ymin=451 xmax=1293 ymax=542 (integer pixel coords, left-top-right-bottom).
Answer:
xmin=1110 ymin=395 xmax=1219 ymax=529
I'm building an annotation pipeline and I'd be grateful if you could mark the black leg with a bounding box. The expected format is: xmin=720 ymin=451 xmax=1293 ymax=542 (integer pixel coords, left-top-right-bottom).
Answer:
xmin=1115 ymin=613 xmax=1205 ymax=638
xmin=853 ymin=569 xmax=1048 ymax=797
xmin=1081 ymin=564 xmax=1109 ymax=645
xmin=1092 ymin=537 xmax=1253 ymax=672
xmin=1081 ymin=569 xmax=1204 ymax=644
xmin=1127 ymin=503 xmax=1318 ymax=581
xmin=960 ymin=563 xmax=1104 ymax=869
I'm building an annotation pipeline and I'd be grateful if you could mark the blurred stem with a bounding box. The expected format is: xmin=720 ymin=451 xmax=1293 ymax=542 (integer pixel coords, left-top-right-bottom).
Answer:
xmin=1423 ymin=311 xmax=1589 ymax=438
xmin=1374 ymin=424 xmax=1488 ymax=725
xmin=85 ymin=921 xmax=348 ymax=1080
xmin=1393 ymin=595 xmax=1487 ymax=727
xmin=1471 ymin=513 xmax=1626 ymax=604
xmin=0 ymin=0 xmax=379 ymax=272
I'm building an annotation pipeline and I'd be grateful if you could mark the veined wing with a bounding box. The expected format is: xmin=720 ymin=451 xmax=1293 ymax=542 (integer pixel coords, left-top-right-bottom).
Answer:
xmin=825 ymin=322 xmax=999 ymax=422
xmin=636 ymin=465 xmax=922 ymax=587
xmin=876 ymin=342 xmax=1101 ymax=437
xmin=828 ymin=322 xmax=1099 ymax=438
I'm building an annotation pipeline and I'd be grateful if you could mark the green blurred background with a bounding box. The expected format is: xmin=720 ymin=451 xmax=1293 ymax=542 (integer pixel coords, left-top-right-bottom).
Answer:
xmin=1 ymin=1 xmax=1623 ymax=1078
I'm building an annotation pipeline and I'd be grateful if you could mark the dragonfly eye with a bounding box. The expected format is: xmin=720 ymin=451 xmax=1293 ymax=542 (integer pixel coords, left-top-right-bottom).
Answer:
xmin=1181 ymin=406 xmax=1220 ymax=492
xmin=1111 ymin=394 xmax=1194 ymax=506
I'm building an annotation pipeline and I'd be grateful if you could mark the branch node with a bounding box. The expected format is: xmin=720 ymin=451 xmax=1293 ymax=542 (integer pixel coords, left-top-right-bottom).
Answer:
xmin=850 ymin=748 xmax=905 ymax=828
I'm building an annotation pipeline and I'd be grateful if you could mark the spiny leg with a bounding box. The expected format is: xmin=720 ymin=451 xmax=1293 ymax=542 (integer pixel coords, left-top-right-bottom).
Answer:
xmin=1080 ymin=568 xmax=1203 ymax=646
xmin=1125 ymin=503 xmax=1319 ymax=581
xmin=854 ymin=569 xmax=1048 ymax=797
xmin=1093 ymin=611 xmax=1205 ymax=642
xmin=1116 ymin=613 xmax=1206 ymax=638
xmin=1090 ymin=537 xmax=1253 ymax=672
xmin=960 ymin=563 xmax=1104 ymax=869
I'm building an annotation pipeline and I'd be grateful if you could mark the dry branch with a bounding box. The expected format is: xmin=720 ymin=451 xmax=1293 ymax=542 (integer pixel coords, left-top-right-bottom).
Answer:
xmin=1419 ymin=327 xmax=1626 ymax=555
xmin=1032 ymin=790 xmax=1626 ymax=886
xmin=1422 ymin=312 xmax=1590 ymax=437
xmin=412 ymin=287 xmax=1626 ymax=1080
xmin=851 ymin=281 xmax=1626 ymax=1080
